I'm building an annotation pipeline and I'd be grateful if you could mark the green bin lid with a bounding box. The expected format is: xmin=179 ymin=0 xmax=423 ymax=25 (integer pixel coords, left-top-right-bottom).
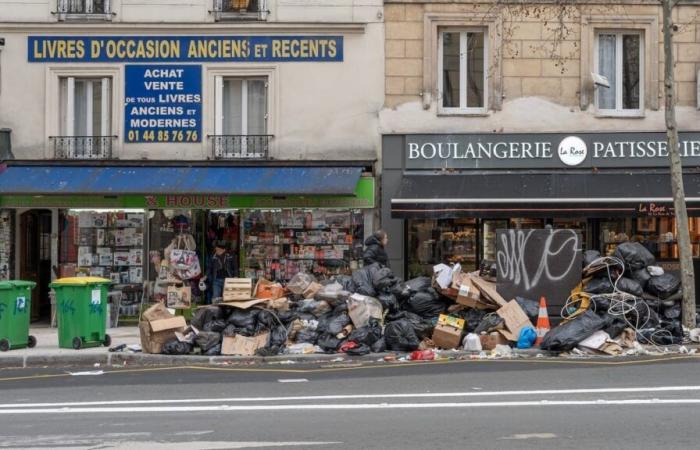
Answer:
xmin=10 ymin=280 xmax=36 ymax=289
xmin=50 ymin=277 xmax=112 ymax=287
xmin=0 ymin=281 xmax=13 ymax=290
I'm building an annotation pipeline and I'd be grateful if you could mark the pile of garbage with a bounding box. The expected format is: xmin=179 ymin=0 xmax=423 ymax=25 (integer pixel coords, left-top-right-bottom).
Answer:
xmin=139 ymin=241 xmax=690 ymax=358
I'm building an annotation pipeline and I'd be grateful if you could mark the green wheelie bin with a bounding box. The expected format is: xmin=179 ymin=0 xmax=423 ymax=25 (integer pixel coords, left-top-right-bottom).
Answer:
xmin=50 ymin=277 xmax=112 ymax=350
xmin=0 ymin=280 xmax=37 ymax=351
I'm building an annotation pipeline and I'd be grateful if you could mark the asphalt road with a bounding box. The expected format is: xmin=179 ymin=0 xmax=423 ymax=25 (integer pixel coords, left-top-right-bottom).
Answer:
xmin=0 ymin=356 xmax=699 ymax=449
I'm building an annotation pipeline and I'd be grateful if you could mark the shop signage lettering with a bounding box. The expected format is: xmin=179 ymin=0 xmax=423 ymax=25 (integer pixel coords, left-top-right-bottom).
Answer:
xmin=405 ymin=132 xmax=700 ymax=169
xmin=125 ymin=65 xmax=202 ymax=143
xmin=638 ymin=202 xmax=675 ymax=217
xmin=164 ymin=195 xmax=226 ymax=208
xmin=28 ymin=36 xmax=343 ymax=62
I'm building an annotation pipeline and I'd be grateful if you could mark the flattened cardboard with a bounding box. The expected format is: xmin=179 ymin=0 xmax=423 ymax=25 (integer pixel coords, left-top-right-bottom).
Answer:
xmin=149 ymin=316 xmax=187 ymax=333
xmin=496 ymin=300 xmax=532 ymax=342
xmin=142 ymin=302 xmax=174 ymax=322
xmin=220 ymin=298 xmax=269 ymax=309
xmin=432 ymin=324 xmax=463 ymax=349
xmin=471 ymin=275 xmax=508 ymax=307
xmin=221 ymin=332 xmax=270 ymax=356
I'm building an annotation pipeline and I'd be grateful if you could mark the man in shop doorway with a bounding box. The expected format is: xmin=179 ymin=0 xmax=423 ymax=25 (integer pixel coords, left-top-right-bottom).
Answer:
xmin=203 ymin=241 xmax=238 ymax=304
xmin=363 ymin=230 xmax=389 ymax=267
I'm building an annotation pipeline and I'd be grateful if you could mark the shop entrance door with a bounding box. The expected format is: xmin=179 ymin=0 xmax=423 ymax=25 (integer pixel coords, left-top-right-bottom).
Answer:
xmin=19 ymin=209 xmax=52 ymax=321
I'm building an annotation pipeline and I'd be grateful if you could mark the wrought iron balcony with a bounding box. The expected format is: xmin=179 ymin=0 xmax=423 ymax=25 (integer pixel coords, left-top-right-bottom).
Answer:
xmin=50 ymin=136 xmax=116 ymax=160
xmin=212 ymin=0 xmax=268 ymax=21
xmin=210 ymin=135 xmax=271 ymax=160
xmin=57 ymin=0 xmax=112 ymax=20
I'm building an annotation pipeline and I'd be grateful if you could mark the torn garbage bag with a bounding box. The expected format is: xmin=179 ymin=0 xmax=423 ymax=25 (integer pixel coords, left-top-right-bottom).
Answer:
xmin=539 ymin=310 xmax=608 ymax=352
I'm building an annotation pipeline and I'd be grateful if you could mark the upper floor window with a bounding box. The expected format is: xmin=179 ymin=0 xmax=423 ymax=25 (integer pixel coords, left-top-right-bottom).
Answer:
xmin=55 ymin=77 xmax=114 ymax=159
xmin=213 ymin=76 xmax=270 ymax=159
xmin=213 ymin=0 xmax=268 ymax=21
xmin=57 ymin=0 xmax=112 ymax=21
xmin=438 ymin=29 xmax=486 ymax=114
xmin=595 ymin=31 xmax=644 ymax=115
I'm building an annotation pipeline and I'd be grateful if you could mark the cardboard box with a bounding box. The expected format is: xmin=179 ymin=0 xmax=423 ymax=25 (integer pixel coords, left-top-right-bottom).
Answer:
xmin=142 ymin=303 xmax=173 ymax=322
xmin=139 ymin=317 xmax=186 ymax=354
xmin=432 ymin=324 xmax=463 ymax=349
xmin=437 ymin=314 xmax=465 ymax=330
xmin=496 ymin=300 xmax=532 ymax=341
xmin=302 ymin=282 xmax=322 ymax=299
xmin=480 ymin=332 xmax=510 ymax=351
xmin=223 ymin=278 xmax=253 ymax=301
xmin=254 ymin=279 xmax=286 ymax=299
xmin=150 ymin=316 xmax=187 ymax=333
xmin=221 ymin=332 xmax=270 ymax=356
xmin=454 ymin=275 xmax=489 ymax=308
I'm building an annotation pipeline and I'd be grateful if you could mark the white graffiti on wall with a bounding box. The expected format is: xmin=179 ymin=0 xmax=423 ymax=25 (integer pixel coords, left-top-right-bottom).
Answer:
xmin=496 ymin=229 xmax=580 ymax=291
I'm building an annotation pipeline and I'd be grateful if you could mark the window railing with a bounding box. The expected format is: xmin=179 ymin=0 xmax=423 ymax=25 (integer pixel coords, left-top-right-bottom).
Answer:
xmin=210 ymin=135 xmax=271 ymax=159
xmin=212 ymin=0 xmax=268 ymax=21
xmin=57 ymin=0 xmax=112 ymax=19
xmin=50 ymin=136 xmax=116 ymax=159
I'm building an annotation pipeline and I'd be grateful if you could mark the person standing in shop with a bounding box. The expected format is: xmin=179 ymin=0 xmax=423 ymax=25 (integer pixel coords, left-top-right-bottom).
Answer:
xmin=203 ymin=241 xmax=239 ymax=303
xmin=363 ymin=230 xmax=389 ymax=267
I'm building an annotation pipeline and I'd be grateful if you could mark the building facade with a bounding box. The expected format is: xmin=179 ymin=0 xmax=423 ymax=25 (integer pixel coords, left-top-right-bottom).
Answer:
xmin=0 ymin=0 xmax=384 ymax=320
xmin=379 ymin=0 xmax=700 ymax=309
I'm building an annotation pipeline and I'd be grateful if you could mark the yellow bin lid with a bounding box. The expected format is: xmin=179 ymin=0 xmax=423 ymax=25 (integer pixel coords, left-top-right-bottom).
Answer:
xmin=50 ymin=277 xmax=112 ymax=287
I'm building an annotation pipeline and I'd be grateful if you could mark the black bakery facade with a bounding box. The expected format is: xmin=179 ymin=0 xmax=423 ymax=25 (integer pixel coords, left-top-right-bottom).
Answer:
xmin=381 ymin=132 xmax=700 ymax=293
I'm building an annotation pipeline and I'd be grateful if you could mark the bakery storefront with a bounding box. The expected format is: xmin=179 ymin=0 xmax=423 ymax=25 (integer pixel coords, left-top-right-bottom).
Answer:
xmin=381 ymin=133 xmax=700 ymax=292
xmin=0 ymin=163 xmax=374 ymax=322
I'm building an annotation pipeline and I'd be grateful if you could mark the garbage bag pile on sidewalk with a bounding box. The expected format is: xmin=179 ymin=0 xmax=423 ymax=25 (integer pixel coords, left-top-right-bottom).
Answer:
xmin=138 ymin=241 xmax=688 ymax=358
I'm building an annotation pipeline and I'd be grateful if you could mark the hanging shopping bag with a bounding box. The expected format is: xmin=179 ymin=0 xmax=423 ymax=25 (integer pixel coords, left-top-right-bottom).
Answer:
xmin=168 ymin=235 xmax=201 ymax=280
xmin=167 ymin=284 xmax=192 ymax=309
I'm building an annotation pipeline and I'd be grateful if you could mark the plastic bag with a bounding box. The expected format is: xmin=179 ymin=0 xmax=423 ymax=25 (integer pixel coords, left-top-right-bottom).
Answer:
xmin=287 ymin=272 xmax=316 ymax=295
xmin=162 ymin=339 xmax=192 ymax=355
xmin=347 ymin=294 xmax=383 ymax=328
xmin=662 ymin=303 xmax=681 ymax=319
xmin=195 ymin=331 xmax=221 ymax=352
xmin=516 ymin=326 xmax=537 ymax=349
xmin=347 ymin=319 xmax=382 ymax=346
xmin=479 ymin=259 xmax=498 ymax=280
xmin=404 ymin=277 xmax=432 ymax=294
xmin=603 ymin=319 xmax=627 ymax=339
xmin=407 ymin=292 xmax=447 ymax=319
xmin=315 ymin=282 xmax=345 ymax=306
xmin=227 ymin=309 xmax=258 ymax=328
xmin=647 ymin=273 xmax=682 ymax=299
xmin=632 ymin=268 xmax=652 ymax=290
xmin=474 ymin=314 xmax=504 ymax=335
xmin=463 ymin=333 xmax=482 ymax=351
xmin=204 ymin=344 xmax=221 ymax=356
xmin=539 ymin=310 xmax=608 ymax=352
xmin=222 ymin=324 xmax=237 ymax=337
xmin=461 ymin=309 xmax=487 ymax=332
xmin=403 ymin=311 xmax=434 ymax=339
xmin=584 ymin=277 xmax=614 ymax=294
xmin=352 ymin=267 xmax=377 ymax=297
xmin=515 ymin=296 xmax=539 ymax=323
xmin=614 ymin=241 xmax=656 ymax=271
xmin=371 ymin=337 xmax=386 ymax=353
xmin=346 ymin=344 xmax=371 ymax=356
xmin=384 ymin=319 xmax=421 ymax=351
xmin=295 ymin=328 xmax=319 ymax=344
xmin=191 ymin=306 xmax=224 ymax=329
xmin=334 ymin=275 xmax=356 ymax=293
xmin=203 ymin=319 xmax=227 ymax=333
xmin=298 ymin=299 xmax=332 ymax=316
xmin=583 ymin=250 xmax=601 ymax=267
xmin=317 ymin=333 xmax=343 ymax=352
xmin=269 ymin=325 xmax=288 ymax=348
xmin=616 ymin=278 xmax=643 ymax=297
xmin=371 ymin=266 xmax=399 ymax=292
xmin=327 ymin=313 xmax=352 ymax=335
xmin=377 ymin=293 xmax=399 ymax=313
xmin=256 ymin=310 xmax=276 ymax=328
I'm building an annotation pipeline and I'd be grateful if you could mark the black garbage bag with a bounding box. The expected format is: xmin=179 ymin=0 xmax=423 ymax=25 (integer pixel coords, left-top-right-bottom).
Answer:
xmin=162 ymin=339 xmax=192 ymax=355
xmin=632 ymin=268 xmax=652 ymax=290
xmin=625 ymin=300 xmax=660 ymax=328
xmin=371 ymin=337 xmax=386 ymax=353
xmin=614 ymin=241 xmax=656 ymax=271
xmin=276 ymin=310 xmax=298 ymax=324
xmin=540 ymin=310 xmax=608 ymax=352
xmin=204 ymin=344 xmax=221 ymax=356
xmin=474 ymin=314 xmax=504 ymax=335
xmin=256 ymin=310 xmax=276 ymax=328
xmin=332 ymin=302 xmax=348 ymax=316
xmin=583 ymin=250 xmax=601 ymax=267
xmin=269 ymin=325 xmax=288 ymax=348
xmin=407 ymin=292 xmax=447 ymax=319
xmin=591 ymin=295 xmax=611 ymax=313
xmin=295 ymin=329 xmax=319 ymax=344
xmin=639 ymin=328 xmax=683 ymax=345
xmin=227 ymin=309 xmax=258 ymax=328
xmin=662 ymin=303 xmax=681 ymax=319
xmin=603 ymin=319 xmax=627 ymax=339
xmin=191 ymin=306 xmax=224 ymax=329
xmin=295 ymin=312 xmax=318 ymax=322
xmin=659 ymin=318 xmax=683 ymax=337
xmin=403 ymin=311 xmax=434 ymax=339
xmin=327 ymin=313 xmax=352 ymax=335
xmin=222 ymin=324 xmax=237 ymax=337
xmin=462 ymin=309 xmax=487 ymax=332
xmin=352 ymin=266 xmax=377 ymax=297
xmin=203 ymin=319 xmax=227 ymax=333
xmin=384 ymin=319 xmax=421 ymax=351
xmin=584 ymin=277 xmax=614 ymax=294
xmin=346 ymin=344 xmax=371 ymax=356
xmin=371 ymin=266 xmax=399 ymax=292
xmin=479 ymin=259 xmax=498 ymax=280
xmin=391 ymin=282 xmax=412 ymax=302
xmin=377 ymin=293 xmax=399 ymax=313
xmin=347 ymin=319 xmax=382 ymax=346
xmin=334 ymin=275 xmax=356 ymax=293
xmin=515 ymin=296 xmax=539 ymax=323
xmin=317 ymin=333 xmax=343 ymax=352
xmin=647 ymin=273 xmax=682 ymax=299
xmin=616 ymin=278 xmax=643 ymax=297
xmin=195 ymin=331 xmax=221 ymax=352
xmin=315 ymin=312 xmax=335 ymax=334
xmin=404 ymin=277 xmax=432 ymax=294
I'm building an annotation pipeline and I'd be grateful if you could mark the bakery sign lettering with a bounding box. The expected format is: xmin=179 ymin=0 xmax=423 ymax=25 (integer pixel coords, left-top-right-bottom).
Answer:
xmin=405 ymin=132 xmax=700 ymax=169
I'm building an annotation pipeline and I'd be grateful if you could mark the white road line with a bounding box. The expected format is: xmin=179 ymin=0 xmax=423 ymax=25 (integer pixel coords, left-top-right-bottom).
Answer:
xmin=277 ymin=379 xmax=309 ymax=383
xmin=1 ymin=385 xmax=699 ymax=409
xmin=0 ymin=399 xmax=700 ymax=414
xmin=501 ymin=433 xmax=557 ymax=440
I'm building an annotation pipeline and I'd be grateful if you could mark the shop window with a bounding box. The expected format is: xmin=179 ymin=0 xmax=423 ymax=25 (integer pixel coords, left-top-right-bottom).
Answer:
xmin=595 ymin=31 xmax=644 ymax=115
xmin=213 ymin=76 xmax=270 ymax=159
xmin=407 ymin=219 xmax=477 ymax=278
xmin=438 ymin=29 xmax=486 ymax=114
xmin=212 ymin=0 xmax=268 ymax=21
xmin=55 ymin=77 xmax=114 ymax=159
xmin=56 ymin=0 xmax=113 ymax=21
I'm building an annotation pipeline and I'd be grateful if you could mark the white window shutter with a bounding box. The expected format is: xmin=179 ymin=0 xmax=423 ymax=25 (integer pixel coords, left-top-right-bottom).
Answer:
xmin=214 ymin=75 xmax=223 ymax=135
xmin=66 ymin=77 xmax=75 ymax=137
xmin=101 ymin=77 xmax=110 ymax=136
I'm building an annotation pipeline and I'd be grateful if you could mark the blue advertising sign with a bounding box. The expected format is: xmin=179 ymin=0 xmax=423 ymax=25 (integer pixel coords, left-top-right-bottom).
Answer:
xmin=28 ymin=36 xmax=343 ymax=62
xmin=124 ymin=65 xmax=202 ymax=143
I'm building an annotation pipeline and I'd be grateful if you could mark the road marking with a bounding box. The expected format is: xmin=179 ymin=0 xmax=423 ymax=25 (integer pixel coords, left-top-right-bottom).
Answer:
xmin=1 ymin=399 xmax=700 ymax=414
xmin=501 ymin=433 xmax=557 ymax=440
xmin=2 ymin=385 xmax=700 ymax=409
xmin=68 ymin=370 xmax=104 ymax=376
xmin=278 ymin=378 xmax=308 ymax=383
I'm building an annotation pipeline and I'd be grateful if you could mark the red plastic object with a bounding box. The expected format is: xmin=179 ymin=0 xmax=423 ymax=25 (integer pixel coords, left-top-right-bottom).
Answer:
xmin=409 ymin=350 xmax=435 ymax=361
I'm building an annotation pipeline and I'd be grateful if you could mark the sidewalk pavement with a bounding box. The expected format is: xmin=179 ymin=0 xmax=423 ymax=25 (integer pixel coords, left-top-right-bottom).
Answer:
xmin=1 ymin=324 xmax=698 ymax=369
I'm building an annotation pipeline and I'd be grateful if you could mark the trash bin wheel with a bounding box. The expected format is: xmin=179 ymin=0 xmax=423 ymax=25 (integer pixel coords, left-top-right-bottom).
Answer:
xmin=0 ymin=339 xmax=9 ymax=352
xmin=72 ymin=337 xmax=82 ymax=350
xmin=103 ymin=334 xmax=111 ymax=347
xmin=27 ymin=336 xmax=37 ymax=348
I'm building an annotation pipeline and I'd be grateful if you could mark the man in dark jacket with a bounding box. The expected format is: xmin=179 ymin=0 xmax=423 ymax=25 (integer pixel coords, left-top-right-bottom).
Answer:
xmin=203 ymin=241 xmax=239 ymax=303
xmin=363 ymin=230 xmax=389 ymax=267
